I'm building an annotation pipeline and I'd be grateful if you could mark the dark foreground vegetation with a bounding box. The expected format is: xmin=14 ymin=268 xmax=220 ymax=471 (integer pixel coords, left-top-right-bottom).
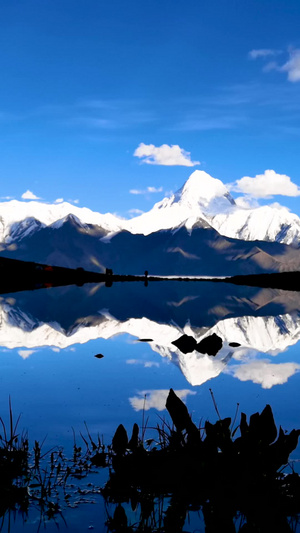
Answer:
xmin=225 ymin=271 xmax=300 ymax=291
xmin=1 ymin=392 xmax=300 ymax=532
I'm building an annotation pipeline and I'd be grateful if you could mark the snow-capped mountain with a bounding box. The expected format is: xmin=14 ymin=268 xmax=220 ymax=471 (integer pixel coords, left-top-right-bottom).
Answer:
xmin=211 ymin=204 xmax=300 ymax=246
xmin=7 ymin=217 xmax=46 ymax=242
xmin=124 ymin=170 xmax=236 ymax=235
xmin=124 ymin=170 xmax=300 ymax=245
xmin=1 ymin=170 xmax=300 ymax=247
xmin=0 ymin=199 xmax=124 ymax=243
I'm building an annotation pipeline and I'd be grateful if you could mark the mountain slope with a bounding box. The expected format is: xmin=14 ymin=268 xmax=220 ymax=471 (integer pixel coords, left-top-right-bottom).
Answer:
xmin=124 ymin=170 xmax=300 ymax=245
xmin=1 ymin=170 xmax=300 ymax=248
xmin=2 ymin=216 xmax=300 ymax=275
xmin=0 ymin=199 xmax=123 ymax=243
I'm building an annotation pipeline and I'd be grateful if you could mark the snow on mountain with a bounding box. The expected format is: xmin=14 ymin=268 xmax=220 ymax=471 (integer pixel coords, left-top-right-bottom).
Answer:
xmin=172 ymin=170 xmax=235 ymax=212
xmin=50 ymin=213 xmax=91 ymax=230
xmin=0 ymin=199 xmax=124 ymax=242
xmin=124 ymin=170 xmax=235 ymax=235
xmin=211 ymin=204 xmax=300 ymax=245
xmin=124 ymin=170 xmax=300 ymax=245
xmin=1 ymin=300 xmax=300 ymax=388
xmin=2 ymin=170 xmax=300 ymax=246
xmin=6 ymin=218 xmax=46 ymax=243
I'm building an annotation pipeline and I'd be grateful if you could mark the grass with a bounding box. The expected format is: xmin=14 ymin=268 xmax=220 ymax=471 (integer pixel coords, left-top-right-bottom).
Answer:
xmin=1 ymin=391 xmax=300 ymax=532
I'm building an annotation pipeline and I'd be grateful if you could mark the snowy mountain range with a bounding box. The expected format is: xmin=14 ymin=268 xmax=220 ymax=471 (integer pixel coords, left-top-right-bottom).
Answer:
xmin=1 ymin=170 xmax=300 ymax=274
xmin=125 ymin=170 xmax=300 ymax=245
xmin=1 ymin=170 xmax=300 ymax=245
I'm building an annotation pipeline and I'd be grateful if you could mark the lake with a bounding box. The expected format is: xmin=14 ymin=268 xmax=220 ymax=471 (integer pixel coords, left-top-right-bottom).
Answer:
xmin=1 ymin=280 xmax=300 ymax=531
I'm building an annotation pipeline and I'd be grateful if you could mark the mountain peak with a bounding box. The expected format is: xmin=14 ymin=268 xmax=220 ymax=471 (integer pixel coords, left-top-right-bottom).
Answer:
xmin=175 ymin=170 xmax=235 ymax=211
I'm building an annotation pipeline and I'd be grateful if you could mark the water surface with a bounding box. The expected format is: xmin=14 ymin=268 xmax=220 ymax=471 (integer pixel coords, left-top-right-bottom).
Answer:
xmin=1 ymin=281 xmax=300 ymax=530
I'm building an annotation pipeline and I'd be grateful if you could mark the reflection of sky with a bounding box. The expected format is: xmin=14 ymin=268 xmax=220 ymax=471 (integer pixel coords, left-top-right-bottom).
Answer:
xmin=0 ymin=335 xmax=194 ymax=452
xmin=225 ymin=358 xmax=300 ymax=389
xmin=129 ymin=389 xmax=196 ymax=411
xmin=0 ymin=332 xmax=300 ymax=463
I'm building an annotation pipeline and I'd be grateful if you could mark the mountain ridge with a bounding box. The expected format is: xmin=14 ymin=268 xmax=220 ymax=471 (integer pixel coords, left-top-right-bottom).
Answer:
xmin=1 ymin=170 xmax=300 ymax=275
xmin=1 ymin=170 xmax=300 ymax=246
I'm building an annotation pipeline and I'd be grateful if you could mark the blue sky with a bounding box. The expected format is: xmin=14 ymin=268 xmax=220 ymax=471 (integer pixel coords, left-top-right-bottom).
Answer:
xmin=1 ymin=0 xmax=300 ymax=217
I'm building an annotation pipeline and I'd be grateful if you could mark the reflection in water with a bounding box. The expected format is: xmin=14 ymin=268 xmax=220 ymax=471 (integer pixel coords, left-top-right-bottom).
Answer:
xmin=129 ymin=389 xmax=196 ymax=411
xmin=1 ymin=282 xmax=300 ymax=388
xmin=2 ymin=389 xmax=300 ymax=533
xmin=226 ymin=359 xmax=300 ymax=389
xmin=1 ymin=282 xmax=300 ymax=531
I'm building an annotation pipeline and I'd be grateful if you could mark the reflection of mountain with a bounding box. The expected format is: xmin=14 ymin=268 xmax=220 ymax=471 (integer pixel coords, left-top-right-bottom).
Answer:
xmin=1 ymin=284 xmax=300 ymax=389
xmin=2 ymin=281 xmax=300 ymax=331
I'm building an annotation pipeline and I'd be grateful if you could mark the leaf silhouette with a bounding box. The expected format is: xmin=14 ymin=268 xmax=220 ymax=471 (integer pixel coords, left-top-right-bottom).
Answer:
xmin=166 ymin=389 xmax=191 ymax=432
xmin=112 ymin=424 xmax=128 ymax=455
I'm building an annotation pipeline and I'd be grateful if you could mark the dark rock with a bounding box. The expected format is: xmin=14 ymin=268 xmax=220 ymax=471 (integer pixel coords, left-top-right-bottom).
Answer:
xmin=196 ymin=333 xmax=223 ymax=356
xmin=172 ymin=334 xmax=197 ymax=354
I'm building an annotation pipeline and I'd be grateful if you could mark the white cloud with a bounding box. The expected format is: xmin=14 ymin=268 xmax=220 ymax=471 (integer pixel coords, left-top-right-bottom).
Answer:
xmin=227 ymin=360 xmax=300 ymax=389
xmin=68 ymin=198 xmax=79 ymax=204
xmin=128 ymin=208 xmax=144 ymax=216
xmin=234 ymin=196 xmax=260 ymax=209
xmin=0 ymin=196 xmax=14 ymax=200
xmin=230 ymin=169 xmax=300 ymax=199
xmin=54 ymin=198 xmax=64 ymax=204
xmin=268 ymin=202 xmax=291 ymax=212
xmin=129 ymin=389 xmax=196 ymax=411
xmin=253 ymin=48 xmax=300 ymax=83
xmin=134 ymin=143 xmax=200 ymax=167
xmin=21 ymin=190 xmax=41 ymax=200
xmin=129 ymin=186 xmax=163 ymax=195
xmin=147 ymin=186 xmax=163 ymax=193
xmin=18 ymin=349 xmax=36 ymax=359
xmin=249 ymin=49 xmax=281 ymax=59
xmin=280 ymin=49 xmax=300 ymax=82
xmin=263 ymin=61 xmax=278 ymax=73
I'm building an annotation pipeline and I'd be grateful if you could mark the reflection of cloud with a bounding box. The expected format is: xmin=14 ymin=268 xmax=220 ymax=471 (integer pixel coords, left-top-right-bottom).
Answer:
xmin=129 ymin=389 xmax=196 ymax=411
xmin=126 ymin=359 xmax=159 ymax=368
xmin=226 ymin=359 xmax=300 ymax=389
xmin=18 ymin=349 xmax=36 ymax=359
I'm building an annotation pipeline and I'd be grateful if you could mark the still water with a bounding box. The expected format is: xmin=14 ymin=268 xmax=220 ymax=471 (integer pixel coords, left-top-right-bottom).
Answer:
xmin=1 ymin=280 xmax=300 ymax=531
